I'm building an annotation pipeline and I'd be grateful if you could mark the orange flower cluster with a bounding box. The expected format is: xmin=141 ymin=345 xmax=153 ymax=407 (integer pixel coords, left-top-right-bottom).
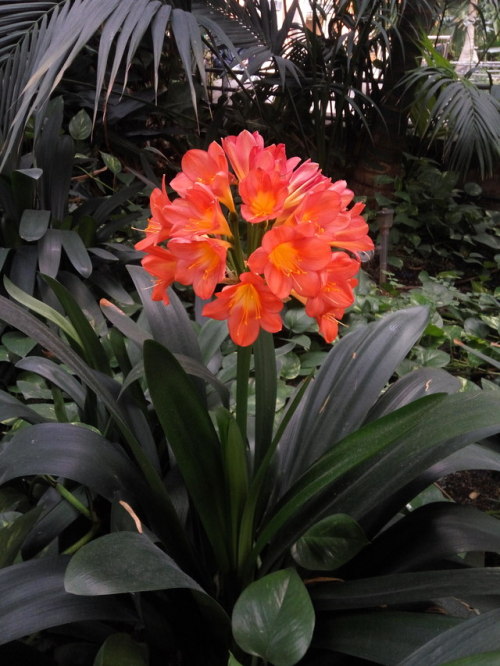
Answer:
xmin=136 ymin=130 xmax=373 ymax=347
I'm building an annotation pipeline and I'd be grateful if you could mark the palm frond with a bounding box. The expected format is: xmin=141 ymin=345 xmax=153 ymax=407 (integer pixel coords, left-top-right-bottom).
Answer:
xmin=404 ymin=64 xmax=500 ymax=177
xmin=3 ymin=0 xmax=299 ymax=169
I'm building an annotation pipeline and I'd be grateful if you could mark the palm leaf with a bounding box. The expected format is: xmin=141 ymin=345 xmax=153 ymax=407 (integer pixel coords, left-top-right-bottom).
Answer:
xmin=0 ymin=0 xmax=302 ymax=168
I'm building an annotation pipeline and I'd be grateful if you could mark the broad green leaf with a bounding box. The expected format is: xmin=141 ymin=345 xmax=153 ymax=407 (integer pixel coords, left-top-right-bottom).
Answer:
xmin=400 ymin=608 xmax=500 ymax=666
xmin=94 ymin=633 xmax=148 ymax=666
xmin=1 ymin=331 xmax=37 ymax=357
xmin=232 ymin=569 xmax=314 ymax=666
xmin=0 ymin=293 xmax=193 ymax=566
xmin=259 ymin=390 xmax=500 ymax=571
xmin=0 ymin=423 xmax=147 ymax=504
xmin=100 ymin=151 xmax=122 ymax=175
xmin=65 ymin=532 xmax=203 ymax=595
xmin=69 ymin=108 xmax=92 ymax=140
xmin=367 ymin=367 xmax=460 ymax=422
xmin=279 ymin=306 xmax=430 ymax=489
xmin=0 ymin=557 xmax=136 ymax=646
xmin=311 ymin=568 xmax=500 ymax=611
xmin=19 ymin=208 xmax=50 ymax=241
xmin=316 ymin=611 xmax=460 ymax=664
xmin=60 ymin=230 xmax=93 ymax=278
xmin=353 ymin=503 xmax=500 ymax=576
xmin=291 ymin=514 xmax=369 ymax=571
xmin=144 ymin=340 xmax=229 ymax=569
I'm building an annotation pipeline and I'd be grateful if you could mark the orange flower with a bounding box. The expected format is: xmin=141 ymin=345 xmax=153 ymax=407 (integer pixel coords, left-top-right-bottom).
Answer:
xmin=327 ymin=201 xmax=375 ymax=253
xmin=169 ymin=237 xmax=230 ymax=300
xmin=305 ymin=252 xmax=360 ymax=318
xmin=140 ymin=246 xmax=178 ymax=304
xmin=239 ymin=168 xmax=289 ymax=223
xmin=315 ymin=308 xmax=345 ymax=344
xmin=221 ymin=130 xmax=264 ymax=181
xmin=171 ymin=142 xmax=235 ymax=212
xmin=135 ymin=179 xmax=173 ymax=251
xmin=165 ymin=183 xmax=232 ymax=238
xmin=202 ymin=272 xmax=283 ymax=346
xmin=247 ymin=225 xmax=331 ymax=299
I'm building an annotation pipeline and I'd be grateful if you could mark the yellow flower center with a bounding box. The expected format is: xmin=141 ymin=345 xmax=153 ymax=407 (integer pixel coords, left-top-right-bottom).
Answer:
xmin=269 ymin=242 xmax=304 ymax=276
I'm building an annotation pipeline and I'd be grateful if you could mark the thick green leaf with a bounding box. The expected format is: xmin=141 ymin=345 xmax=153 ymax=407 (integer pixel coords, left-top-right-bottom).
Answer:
xmin=256 ymin=394 xmax=445 ymax=569
xmin=19 ymin=208 xmax=50 ymax=241
xmin=65 ymin=531 xmax=203 ymax=595
xmin=144 ymin=340 xmax=229 ymax=569
xmin=69 ymin=108 xmax=92 ymax=140
xmin=312 ymin=568 xmax=500 ymax=611
xmin=279 ymin=307 xmax=430 ymax=489
xmin=315 ymin=611 xmax=460 ymax=664
xmin=354 ymin=503 xmax=500 ymax=576
xmin=291 ymin=514 xmax=369 ymax=571
xmin=259 ymin=390 xmax=500 ymax=570
xmin=0 ymin=507 xmax=42 ymax=567
xmin=0 ymin=293 xmax=194 ymax=566
xmin=324 ymin=391 xmax=500 ymax=531
xmin=94 ymin=633 xmax=148 ymax=666
xmin=0 ymin=557 xmax=136 ymax=646
xmin=0 ymin=423 xmax=146 ymax=504
xmin=128 ymin=265 xmax=202 ymax=362
xmin=43 ymin=274 xmax=110 ymax=374
xmin=253 ymin=330 xmax=277 ymax=468
xmin=1 ymin=330 xmax=37 ymax=357
xmin=232 ymin=569 xmax=315 ymax=666
xmin=440 ymin=652 xmax=500 ymax=666
xmin=16 ymin=356 xmax=86 ymax=409
xmin=216 ymin=408 xmax=249 ymax=568
xmin=366 ymin=367 xmax=460 ymax=422
xmin=400 ymin=609 xmax=500 ymax=666
xmin=4 ymin=275 xmax=80 ymax=346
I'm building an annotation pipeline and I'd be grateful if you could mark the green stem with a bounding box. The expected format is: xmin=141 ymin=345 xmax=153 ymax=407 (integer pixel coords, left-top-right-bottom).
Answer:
xmin=229 ymin=212 xmax=246 ymax=274
xmin=51 ymin=480 xmax=93 ymax=520
xmin=63 ymin=521 xmax=101 ymax=555
xmin=236 ymin=344 xmax=252 ymax=442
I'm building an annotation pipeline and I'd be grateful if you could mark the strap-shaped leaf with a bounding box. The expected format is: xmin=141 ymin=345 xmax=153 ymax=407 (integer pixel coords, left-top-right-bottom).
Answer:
xmin=144 ymin=340 xmax=229 ymax=570
xmin=312 ymin=568 xmax=500 ymax=611
xmin=0 ymin=423 xmax=146 ymax=503
xmin=16 ymin=356 xmax=86 ymax=409
xmin=253 ymin=330 xmax=277 ymax=468
xmin=42 ymin=274 xmax=110 ymax=374
xmin=315 ymin=611 xmax=461 ymax=664
xmin=0 ymin=556 xmax=136 ymax=646
xmin=366 ymin=366 xmax=461 ymax=422
xmin=279 ymin=306 xmax=429 ymax=489
xmin=258 ymin=389 xmax=500 ymax=571
xmin=351 ymin=503 xmax=500 ymax=576
xmin=128 ymin=265 xmax=202 ymax=362
xmin=400 ymin=608 xmax=500 ymax=666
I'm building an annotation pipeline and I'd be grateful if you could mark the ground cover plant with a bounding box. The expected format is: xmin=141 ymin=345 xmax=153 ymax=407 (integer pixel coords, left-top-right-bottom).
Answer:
xmin=0 ymin=131 xmax=500 ymax=666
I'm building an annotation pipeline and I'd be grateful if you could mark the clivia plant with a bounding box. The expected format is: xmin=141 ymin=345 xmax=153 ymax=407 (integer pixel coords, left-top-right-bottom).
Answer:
xmin=1 ymin=131 xmax=500 ymax=665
